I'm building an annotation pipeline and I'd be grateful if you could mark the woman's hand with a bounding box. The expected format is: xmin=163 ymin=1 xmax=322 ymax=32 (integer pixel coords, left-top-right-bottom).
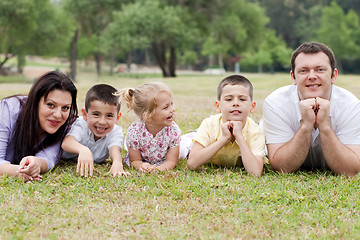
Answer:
xmin=18 ymin=156 xmax=43 ymax=181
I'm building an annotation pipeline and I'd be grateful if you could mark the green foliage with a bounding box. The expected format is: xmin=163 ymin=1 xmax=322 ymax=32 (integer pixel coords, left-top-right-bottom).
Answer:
xmin=202 ymin=0 xmax=268 ymax=57
xmin=63 ymin=0 xmax=127 ymax=76
xmin=317 ymin=1 xmax=360 ymax=60
xmin=104 ymin=0 xmax=200 ymax=77
xmin=242 ymin=30 xmax=292 ymax=72
xmin=77 ymin=36 xmax=97 ymax=61
xmin=0 ymin=0 xmax=73 ymax=71
xmin=294 ymin=5 xmax=323 ymax=43
xmin=178 ymin=50 xmax=198 ymax=66
xmin=4 ymin=0 xmax=360 ymax=74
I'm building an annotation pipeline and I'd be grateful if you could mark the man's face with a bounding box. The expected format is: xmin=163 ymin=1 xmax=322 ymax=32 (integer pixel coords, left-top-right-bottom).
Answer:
xmin=291 ymin=52 xmax=337 ymax=101
xmin=215 ymin=84 xmax=256 ymax=123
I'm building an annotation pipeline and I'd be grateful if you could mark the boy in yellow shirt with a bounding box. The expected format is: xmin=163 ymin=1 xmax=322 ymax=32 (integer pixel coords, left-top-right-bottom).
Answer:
xmin=187 ymin=75 xmax=265 ymax=176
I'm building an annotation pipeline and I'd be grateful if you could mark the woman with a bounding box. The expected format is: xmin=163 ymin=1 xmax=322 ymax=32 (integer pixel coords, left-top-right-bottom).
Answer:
xmin=0 ymin=71 xmax=78 ymax=181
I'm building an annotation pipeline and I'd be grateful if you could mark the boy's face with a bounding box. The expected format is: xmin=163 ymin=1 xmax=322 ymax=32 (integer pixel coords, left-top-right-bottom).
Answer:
xmin=215 ymin=84 xmax=256 ymax=123
xmin=82 ymin=100 xmax=121 ymax=141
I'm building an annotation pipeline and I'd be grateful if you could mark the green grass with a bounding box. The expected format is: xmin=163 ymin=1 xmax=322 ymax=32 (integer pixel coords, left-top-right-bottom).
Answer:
xmin=1 ymin=70 xmax=360 ymax=239
xmin=0 ymin=75 xmax=30 ymax=83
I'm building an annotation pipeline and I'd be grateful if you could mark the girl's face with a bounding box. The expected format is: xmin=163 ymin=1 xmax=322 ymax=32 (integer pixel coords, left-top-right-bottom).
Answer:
xmin=38 ymin=89 xmax=72 ymax=136
xmin=148 ymin=92 xmax=175 ymax=128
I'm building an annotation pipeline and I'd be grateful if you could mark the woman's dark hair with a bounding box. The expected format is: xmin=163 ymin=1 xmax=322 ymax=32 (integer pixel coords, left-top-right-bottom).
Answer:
xmin=11 ymin=71 xmax=78 ymax=164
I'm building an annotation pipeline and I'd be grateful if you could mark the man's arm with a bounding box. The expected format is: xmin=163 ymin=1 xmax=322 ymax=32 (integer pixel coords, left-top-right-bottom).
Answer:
xmin=267 ymin=126 xmax=312 ymax=173
xmin=267 ymin=99 xmax=316 ymax=173
xmin=320 ymin=130 xmax=360 ymax=176
xmin=316 ymin=97 xmax=360 ymax=176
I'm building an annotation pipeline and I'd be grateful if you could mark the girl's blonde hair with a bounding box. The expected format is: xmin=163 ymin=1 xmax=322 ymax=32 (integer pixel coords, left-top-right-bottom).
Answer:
xmin=116 ymin=82 xmax=172 ymax=121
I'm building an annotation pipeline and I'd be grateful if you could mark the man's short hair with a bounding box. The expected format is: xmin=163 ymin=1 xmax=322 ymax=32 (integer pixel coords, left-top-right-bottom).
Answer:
xmin=217 ymin=75 xmax=253 ymax=101
xmin=85 ymin=84 xmax=120 ymax=112
xmin=291 ymin=41 xmax=336 ymax=78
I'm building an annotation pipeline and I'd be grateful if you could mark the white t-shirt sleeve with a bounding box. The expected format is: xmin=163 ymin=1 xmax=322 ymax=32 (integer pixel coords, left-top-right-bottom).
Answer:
xmin=66 ymin=117 xmax=87 ymax=143
xmin=106 ymin=125 xmax=124 ymax=150
xmin=263 ymin=99 xmax=296 ymax=144
xmin=334 ymin=102 xmax=360 ymax=145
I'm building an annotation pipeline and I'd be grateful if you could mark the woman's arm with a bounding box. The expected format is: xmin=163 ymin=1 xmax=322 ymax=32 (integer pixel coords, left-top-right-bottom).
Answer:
xmin=0 ymin=156 xmax=46 ymax=181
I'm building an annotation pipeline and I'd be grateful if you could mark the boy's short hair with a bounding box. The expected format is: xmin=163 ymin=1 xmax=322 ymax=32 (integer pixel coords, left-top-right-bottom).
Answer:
xmin=85 ymin=84 xmax=120 ymax=112
xmin=217 ymin=75 xmax=253 ymax=101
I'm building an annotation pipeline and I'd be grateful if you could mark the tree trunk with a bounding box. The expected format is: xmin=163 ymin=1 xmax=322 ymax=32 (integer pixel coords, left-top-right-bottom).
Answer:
xmin=0 ymin=54 xmax=13 ymax=74
xmin=169 ymin=46 xmax=176 ymax=77
xmin=126 ymin=51 xmax=132 ymax=72
xmin=17 ymin=53 xmax=25 ymax=74
xmin=69 ymin=29 xmax=78 ymax=81
xmin=109 ymin=51 xmax=115 ymax=76
xmin=144 ymin=48 xmax=150 ymax=67
xmin=95 ymin=52 xmax=102 ymax=78
xmin=151 ymin=42 xmax=170 ymax=77
xmin=218 ymin=53 xmax=224 ymax=69
xmin=208 ymin=54 xmax=214 ymax=67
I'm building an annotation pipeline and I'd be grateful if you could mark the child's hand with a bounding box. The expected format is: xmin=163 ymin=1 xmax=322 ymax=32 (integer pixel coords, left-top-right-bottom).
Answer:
xmin=220 ymin=121 xmax=234 ymax=142
xmin=139 ymin=162 xmax=156 ymax=173
xmin=18 ymin=156 xmax=42 ymax=181
xmin=76 ymin=147 xmax=94 ymax=177
xmin=230 ymin=121 xmax=244 ymax=139
xmin=108 ymin=162 xmax=131 ymax=177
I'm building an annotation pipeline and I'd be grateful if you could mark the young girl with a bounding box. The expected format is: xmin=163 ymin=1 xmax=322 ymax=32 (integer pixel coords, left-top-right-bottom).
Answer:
xmin=118 ymin=82 xmax=181 ymax=173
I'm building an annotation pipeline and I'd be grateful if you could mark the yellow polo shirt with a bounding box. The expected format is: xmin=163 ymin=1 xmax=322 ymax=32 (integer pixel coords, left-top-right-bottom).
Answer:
xmin=193 ymin=114 xmax=265 ymax=168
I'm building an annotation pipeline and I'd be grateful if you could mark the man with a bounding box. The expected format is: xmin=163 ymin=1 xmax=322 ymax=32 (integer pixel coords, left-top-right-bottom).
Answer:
xmin=263 ymin=41 xmax=360 ymax=176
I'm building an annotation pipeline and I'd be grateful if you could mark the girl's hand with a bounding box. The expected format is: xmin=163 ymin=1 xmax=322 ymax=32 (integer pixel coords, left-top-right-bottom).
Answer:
xmin=139 ymin=162 xmax=156 ymax=173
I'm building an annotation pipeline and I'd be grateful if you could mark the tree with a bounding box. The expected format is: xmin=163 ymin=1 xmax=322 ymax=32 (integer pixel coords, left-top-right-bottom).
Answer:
xmin=294 ymin=5 xmax=323 ymax=43
xmin=107 ymin=0 xmax=198 ymax=77
xmin=242 ymin=29 xmax=291 ymax=73
xmin=63 ymin=0 xmax=126 ymax=78
xmin=316 ymin=1 xmax=360 ymax=72
xmin=0 ymin=0 xmax=36 ymax=72
xmin=0 ymin=0 xmax=73 ymax=74
xmin=201 ymin=0 xmax=268 ymax=69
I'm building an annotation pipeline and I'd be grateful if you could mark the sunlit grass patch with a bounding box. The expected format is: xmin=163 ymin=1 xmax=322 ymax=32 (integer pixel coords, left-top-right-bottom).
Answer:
xmin=1 ymin=71 xmax=360 ymax=239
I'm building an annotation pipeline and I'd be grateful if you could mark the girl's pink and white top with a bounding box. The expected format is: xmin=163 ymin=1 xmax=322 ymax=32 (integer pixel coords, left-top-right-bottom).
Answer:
xmin=124 ymin=120 xmax=181 ymax=166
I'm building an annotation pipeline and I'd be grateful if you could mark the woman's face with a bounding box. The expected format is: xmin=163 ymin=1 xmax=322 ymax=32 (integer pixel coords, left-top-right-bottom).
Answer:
xmin=38 ymin=89 xmax=72 ymax=136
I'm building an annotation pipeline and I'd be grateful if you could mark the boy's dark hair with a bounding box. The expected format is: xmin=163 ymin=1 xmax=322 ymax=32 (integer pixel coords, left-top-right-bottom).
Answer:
xmin=291 ymin=41 xmax=336 ymax=78
xmin=217 ymin=75 xmax=253 ymax=100
xmin=85 ymin=84 xmax=120 ymax=112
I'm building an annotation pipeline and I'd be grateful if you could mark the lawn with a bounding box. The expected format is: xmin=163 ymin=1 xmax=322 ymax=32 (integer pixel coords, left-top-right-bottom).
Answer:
xmin=0 ymin=70 xmax=359 ymax=239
